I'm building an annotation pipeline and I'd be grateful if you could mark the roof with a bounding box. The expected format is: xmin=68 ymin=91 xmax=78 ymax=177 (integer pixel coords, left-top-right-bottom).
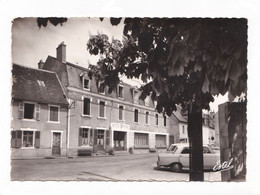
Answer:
xmin=172 ymin=106 xmax=187 ymax=123
xmin=12 ymin=64 xmax=68 ymax=105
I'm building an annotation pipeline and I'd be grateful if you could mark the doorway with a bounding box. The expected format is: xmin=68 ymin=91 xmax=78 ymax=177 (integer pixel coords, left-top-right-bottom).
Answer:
xmin=52 ymin=132 xmax=61 ymax=156
xmin=113 ymin=131 xmax=126 ymax=151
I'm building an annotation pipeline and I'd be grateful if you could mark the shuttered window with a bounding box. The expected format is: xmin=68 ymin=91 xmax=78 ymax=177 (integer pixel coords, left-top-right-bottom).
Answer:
xmin=11 ymin=130 xmax=40 ymax=148
xmin=24 ymin=103 xmax=35 ymax=119
xmin=79 ymin=128 xmax=89 ymax=146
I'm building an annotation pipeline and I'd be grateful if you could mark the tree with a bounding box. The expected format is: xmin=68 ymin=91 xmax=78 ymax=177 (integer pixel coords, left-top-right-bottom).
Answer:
xmin=37 ymin=17 xmax=247 ymax=181
xmin=86 ymin=18 xmax=247 ymax=181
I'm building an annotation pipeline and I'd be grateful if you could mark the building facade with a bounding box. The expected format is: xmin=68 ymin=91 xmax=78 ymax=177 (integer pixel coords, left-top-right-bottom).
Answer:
xmin=41 ymin=42 xmax=171 ymax=156
xmin=11 ymin=64 xmax=69 ymax=159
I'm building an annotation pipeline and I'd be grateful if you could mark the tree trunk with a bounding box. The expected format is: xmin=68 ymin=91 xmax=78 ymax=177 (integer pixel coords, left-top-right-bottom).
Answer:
xmin=188 ymin=105 xmax=204 ymax=181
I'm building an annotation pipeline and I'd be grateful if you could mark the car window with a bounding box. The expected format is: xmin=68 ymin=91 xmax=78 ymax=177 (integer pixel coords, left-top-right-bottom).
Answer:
xmin=171 ymin=146 xmax=178 ymax=153
xmin=181 ymin=147 xmax=190 ymax=154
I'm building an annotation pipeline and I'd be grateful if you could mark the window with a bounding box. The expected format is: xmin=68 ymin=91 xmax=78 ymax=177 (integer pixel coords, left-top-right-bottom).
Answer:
xmin=164 ymin=115 xmax=167 ymax=127
xmin=133 ymin=90 xmax=139 ymax=103
xmin=98 ymin=81 xmax=105 ymax=94
xmin=49 ymin=106 xmax=59 ymax=122
xmin=181 ymin=147 xmax=190 ymax=154
xmin=156 ymin=135 xmax=166 ymax=147
xmin=155 ymin=114 xmax=159 ymax=126
xmin=99 ymin=101 xmax=105 ymax=118
xmin=83 ymin=98 xmax=91 ymax=116
xmin=83 ymin=78 xmax=90 ymax=90
xmin=24 ymin=103 xmax=35 ymax=119
xmin=23 ymin=131 xmax=33 ymax=147
xmin=134 ymin=133 xmax=148 ymax=147
xmin=19 ymin=102 xmax=40 ymax=120
xmin=182 ymin=125 xmax=185 ymax=134
xmin=134 ymin=109 xmax=139 ymax=123
xmin=145 ymin=111 xmax=149 ymax=125
xmin=119 ymin=105 xmax=124 ymax=121
xmin=11 ymin=130 xmax=40 ymax=148
xmin=80 ymin=128 xmax=89 ymax=146
xmin=118 ymin=85 xmax=124 ymax=98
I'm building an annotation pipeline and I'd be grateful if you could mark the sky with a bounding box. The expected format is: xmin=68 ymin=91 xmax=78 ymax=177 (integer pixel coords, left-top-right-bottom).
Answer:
xmin=12 ymin=17 xmax=229 ymax=112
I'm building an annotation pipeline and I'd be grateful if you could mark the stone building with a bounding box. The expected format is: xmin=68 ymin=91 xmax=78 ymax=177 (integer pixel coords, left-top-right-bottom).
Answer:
xmin=11 ymin=64 xmax=69 ymax=159
xmin=40 ymin=42 xmax=171 ymax=156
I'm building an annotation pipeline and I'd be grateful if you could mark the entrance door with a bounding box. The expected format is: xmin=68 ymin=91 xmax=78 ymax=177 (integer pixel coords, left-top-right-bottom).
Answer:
xmin=97 ymin=130 xmax=105 ymax=151
xmin=52 ymin=132 xmax=61 ymax=156
xmin=114 ymin=131 xmax=126 ymax=151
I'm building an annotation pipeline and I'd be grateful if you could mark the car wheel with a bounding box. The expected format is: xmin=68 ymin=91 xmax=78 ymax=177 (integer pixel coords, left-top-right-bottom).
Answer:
xmin=170 ymin=163 xmax=182 ymax=172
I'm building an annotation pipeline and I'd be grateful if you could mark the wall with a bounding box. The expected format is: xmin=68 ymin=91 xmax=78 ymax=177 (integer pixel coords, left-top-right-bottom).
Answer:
xmin=11 ymin=99 xmax=68 ymax=158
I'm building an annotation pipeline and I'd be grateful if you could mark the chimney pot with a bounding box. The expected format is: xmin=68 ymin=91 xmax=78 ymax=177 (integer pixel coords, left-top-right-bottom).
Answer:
xmin=38 ymin=59 xmax=45 ymax=69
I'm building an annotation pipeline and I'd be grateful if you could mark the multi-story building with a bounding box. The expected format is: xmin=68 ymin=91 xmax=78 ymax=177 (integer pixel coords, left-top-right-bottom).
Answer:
xmin=11 ymin=64 xmax=69 ymax=159
xmin=40 ymin=42 xmax=170 ymax=156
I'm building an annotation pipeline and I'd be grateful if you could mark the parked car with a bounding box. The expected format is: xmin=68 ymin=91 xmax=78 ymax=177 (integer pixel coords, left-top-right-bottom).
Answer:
xmin=157 ymin=144 xmax=220 ymax=172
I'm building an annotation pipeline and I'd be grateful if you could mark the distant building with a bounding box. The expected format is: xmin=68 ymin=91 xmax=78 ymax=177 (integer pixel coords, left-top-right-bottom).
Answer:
xmin=11 ymin=64 xmax=69 ymax=159
xmin=169 ymin=106 xmax=188 ymax=144
xmin=40 ymin=42 xmax=172 ymax=156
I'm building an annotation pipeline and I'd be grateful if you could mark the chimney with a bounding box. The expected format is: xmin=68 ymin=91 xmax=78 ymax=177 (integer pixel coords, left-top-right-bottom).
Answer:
xmin=38 ymin=59 xmax=45 ymax=69
xmin=56 ymin=41 xmax=66 ymax=63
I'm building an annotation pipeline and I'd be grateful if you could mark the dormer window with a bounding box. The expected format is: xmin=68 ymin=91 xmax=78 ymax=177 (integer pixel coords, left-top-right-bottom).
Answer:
xmin=98 ymin=81 xmax=105 ymax=94
xmin=83 ymin=78 xmax=90 ymax=90
xmin=118 ymin=85 xmax=124 ymax=99
xmin=133 ymin=89 xmax=139 ymax=103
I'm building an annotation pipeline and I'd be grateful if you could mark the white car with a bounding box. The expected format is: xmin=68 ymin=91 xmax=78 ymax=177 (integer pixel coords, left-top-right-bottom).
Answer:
xmin=157 ymin=144 xmax=220 ymax=172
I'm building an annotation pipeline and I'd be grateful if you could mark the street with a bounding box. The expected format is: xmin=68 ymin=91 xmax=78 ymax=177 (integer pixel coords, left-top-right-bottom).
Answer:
xmin=11 ymin=153 xmax=221 ymax=181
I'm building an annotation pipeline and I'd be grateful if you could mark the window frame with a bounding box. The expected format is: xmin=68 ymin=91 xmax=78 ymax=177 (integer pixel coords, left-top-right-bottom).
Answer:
xmin=133 ymin=89 xmax=139 ymax=103
xmin=83 ymin=77 xmax=90 ymax=91
xmin=98 ymin=100 xmax=107 ymax=119
xmin=118 ymin=85 xmax=124 ymax=99
xmin=118 ymin=105 xmax=125 ymax=122
xmin=23 ymin=102 xmax=36 ymax=120
xmin=133 ymin=108 xmax=139 ymax=123
xmin=155 ymin=113 xmax=159 ymax=126
xmin=48 ymin=105 xmax=60 ymax=123
xmin=82 ymin=97 xmax=92 ymax=117
xmin=98 ymin=81 xmax=105 ymax=94
xmin=145 ymin=111 xmax=150 ymax=125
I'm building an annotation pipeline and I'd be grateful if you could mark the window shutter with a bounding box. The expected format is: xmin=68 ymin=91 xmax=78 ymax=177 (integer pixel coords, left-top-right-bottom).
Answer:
xmin=18 ymin=102 xmax=24 ymax=119
xmin=106 ymin=130 xmax=110 ymax=146
xmin=16 ymin=130 xmax=22 ymax=148
xmin=78 ymin=128 xmax=83 ymax=146
xmin=35 ymin=131 xmax=40 ymax=148
xmin=11 ymin=131 xmax=17 ymax=148
xmin=35 ymin=104 xmax=40 ymax=120
xmin=94 ymin=129 xmax=98 ymax=145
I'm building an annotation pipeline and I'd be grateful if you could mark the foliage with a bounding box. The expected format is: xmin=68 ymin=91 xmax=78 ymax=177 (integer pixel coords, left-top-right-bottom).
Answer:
xmin=37 ymin=17 xmax=67 ymax=28
xmin=86 ymin=18 xmax=247 ymax=115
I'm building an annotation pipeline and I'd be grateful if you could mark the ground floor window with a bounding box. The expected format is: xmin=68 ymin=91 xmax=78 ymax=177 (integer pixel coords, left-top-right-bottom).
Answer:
xmin=11 ymin=130 xmax=40 ymax=148
xmin=156 ymin=134 xmax=167 ymax=148
xmin=79 ymin=128 xmax=93 ymax=146
xmin=134 ymin=133 xmax=149 ymax=148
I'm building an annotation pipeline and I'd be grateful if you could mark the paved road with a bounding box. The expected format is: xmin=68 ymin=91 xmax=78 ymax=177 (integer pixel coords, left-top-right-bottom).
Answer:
xmin=11 ymin=153 xmax=221 ymax=181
